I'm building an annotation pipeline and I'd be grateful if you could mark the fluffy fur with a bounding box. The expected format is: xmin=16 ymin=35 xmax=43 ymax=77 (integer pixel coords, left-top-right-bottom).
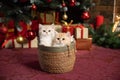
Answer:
xmin=52 ymin=32 xmax=72 ymax=47
xmin=38 ymin=24 xmax=56 ymax=46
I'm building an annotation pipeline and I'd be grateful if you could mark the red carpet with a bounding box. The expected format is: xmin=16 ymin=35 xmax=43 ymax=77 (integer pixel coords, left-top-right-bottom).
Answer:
xmin=0 ymin=45 xmax=120 ymax=80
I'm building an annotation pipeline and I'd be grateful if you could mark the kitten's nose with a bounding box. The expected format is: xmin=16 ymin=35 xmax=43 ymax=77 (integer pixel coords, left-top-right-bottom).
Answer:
xmin=59 ymin=40 xmax=62 ymax=43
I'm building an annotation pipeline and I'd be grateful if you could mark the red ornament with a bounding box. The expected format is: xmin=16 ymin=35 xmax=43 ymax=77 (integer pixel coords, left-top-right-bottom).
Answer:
xmin=81 ymin=11 xmax=90 ymax=20
xmin=70 ymin=0 xmax=76 ymax=7
xmin=26 ymin=30 xmax=36 ymax=41
xmin=62 ymin=3 xmax=66 ymax=7
xmin=62 ymin=0 xmax=66 ymax=7
xmin=31 ymin=4 xmax=37 ymax=10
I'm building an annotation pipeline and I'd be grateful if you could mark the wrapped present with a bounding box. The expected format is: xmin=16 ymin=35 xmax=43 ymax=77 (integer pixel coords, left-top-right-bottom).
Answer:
xmin=39 ymin=11 xmax=59 ymax=24
xmin=6 ymin=20 xmax=15 ymax=39
xmin=5 ymin=37 xmax=38 ymax=48
xmin=62 ymin=26 xmax=75 ymax=35
xmin=76 ymin=38 xmax=92 ymax=50
xmin=75 ymin=25 xmax=88 ymax=39
xmin=61 ymin=20 xmax=75 ymax=35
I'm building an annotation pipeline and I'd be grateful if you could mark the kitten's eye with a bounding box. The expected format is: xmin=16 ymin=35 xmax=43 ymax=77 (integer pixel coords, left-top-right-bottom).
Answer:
xmin=43 ymin=30 xmax=46 ymax=32
xmin=62 ymin=38 xmax=65 ymax=40
xmin=57 ymin=38 xmax=60 ymax=40
xmin=48 ymin=30 xmax=51 ymax=32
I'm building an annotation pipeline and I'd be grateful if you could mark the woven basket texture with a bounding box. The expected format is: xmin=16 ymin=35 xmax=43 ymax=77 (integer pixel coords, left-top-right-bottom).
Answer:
xmin=38 ymin=42 xmax=76 ymax=73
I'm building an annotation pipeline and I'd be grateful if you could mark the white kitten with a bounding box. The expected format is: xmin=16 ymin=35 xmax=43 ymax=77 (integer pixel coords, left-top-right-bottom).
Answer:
xmin=38 ymin=24 xmax=56 ymax=46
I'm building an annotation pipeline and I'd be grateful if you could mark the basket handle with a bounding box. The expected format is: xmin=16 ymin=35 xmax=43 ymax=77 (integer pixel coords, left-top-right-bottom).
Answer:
xmin=67 ymin=45 xmax=71 ymax=57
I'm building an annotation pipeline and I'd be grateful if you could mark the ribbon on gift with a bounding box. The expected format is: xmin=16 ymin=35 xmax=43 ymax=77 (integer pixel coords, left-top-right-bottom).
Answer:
xmin=61 ymin=20 xmax=74 ymax=35
xmin=75 ymin=24 xmax=84 ymax=39
xmin=2 ymin=21 xmax=28 ymax=48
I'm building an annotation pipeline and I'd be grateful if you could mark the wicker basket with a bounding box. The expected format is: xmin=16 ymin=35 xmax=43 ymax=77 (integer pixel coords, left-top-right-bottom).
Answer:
xmin=38 ymin=42 xmax=76 ymax=73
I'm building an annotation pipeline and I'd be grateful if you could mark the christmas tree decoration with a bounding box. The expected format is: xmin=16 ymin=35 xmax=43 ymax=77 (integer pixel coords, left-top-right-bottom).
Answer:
xmin=62 ymin=0 xmax=66 ymax=7
xmin=16 ymin=25 xmax=23 ymax=32
xmin=62 ymin=12 xmax=68 ymax=20
xmin=31 ymin=3 xmax=37 ymax=10
xmin=75 ymin=2 xmax=80 ymax=6
xmin=63 ymin=7 xmax=68 ymax=12
xmin=16 ymin=36 xmax=26 ymax=44
xmin=81 ymin=11 xmax=90 ymax=20
xmin=69 ymin=0 xmax=76 ymax=7
xmin=25 ymin=30 xmax=36 ymax=41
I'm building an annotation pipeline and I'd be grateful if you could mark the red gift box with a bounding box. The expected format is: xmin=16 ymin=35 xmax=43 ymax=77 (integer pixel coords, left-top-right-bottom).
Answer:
xmin=6 ymin=20 xmax=15 ymax=39
xmin=62 ymin=24 xmax=88 ymax=39
xmin=62 ymin=25 xmax=75 ymax=35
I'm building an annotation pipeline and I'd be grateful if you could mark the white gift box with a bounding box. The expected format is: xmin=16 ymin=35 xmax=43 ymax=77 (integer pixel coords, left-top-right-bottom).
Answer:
xmin=5 ymin=37 xmax=38 ymax=48
xmin=75 ymin=27 xmax=88 ymax=39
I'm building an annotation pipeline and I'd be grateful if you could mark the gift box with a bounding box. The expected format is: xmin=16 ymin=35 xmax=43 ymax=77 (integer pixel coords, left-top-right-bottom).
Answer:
xmin=75 ymin=25 xmax=88 ymax=39
xmin=62 ymin=26 xmax=75 ymax=35
xmin=5 ymin=37 xmax=38 ymax=48
xmin=39 ymin=11 xmax=59 ymax=24
xmin=76 ymin=38 xmax=92 ymax=50
xmin=6 ymin=20 xmax=15 ymax=39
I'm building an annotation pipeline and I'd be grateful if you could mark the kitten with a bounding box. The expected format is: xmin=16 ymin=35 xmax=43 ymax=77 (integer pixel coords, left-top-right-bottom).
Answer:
xmin=38 ymin=24 xmax=56 ymax=46
xmin=52 ymin=32 xmax=72 ymax=47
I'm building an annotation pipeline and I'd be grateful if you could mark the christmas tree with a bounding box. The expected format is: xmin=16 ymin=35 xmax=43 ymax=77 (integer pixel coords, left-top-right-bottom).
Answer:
xmin=0 ymin=0 xmax=94 ymax=48
xmin=0 ymin=0 xmax=94 ymax=23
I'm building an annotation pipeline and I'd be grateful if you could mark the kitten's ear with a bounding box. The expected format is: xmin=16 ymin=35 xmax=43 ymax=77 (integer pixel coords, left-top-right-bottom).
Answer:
xmin=66 ymin=32 xmax=71 ymax=37
xmin=39 ymin=24 xmax=43 ymax=29
xmin=51 ymin=24 xmax=55 ymax=29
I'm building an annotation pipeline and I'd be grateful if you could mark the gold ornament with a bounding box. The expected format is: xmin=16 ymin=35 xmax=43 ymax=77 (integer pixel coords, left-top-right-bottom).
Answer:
xmin=62 ymin=12 xmax=68 ymax=20
xmin=16 ymin=36 xmax=27 ymax=44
